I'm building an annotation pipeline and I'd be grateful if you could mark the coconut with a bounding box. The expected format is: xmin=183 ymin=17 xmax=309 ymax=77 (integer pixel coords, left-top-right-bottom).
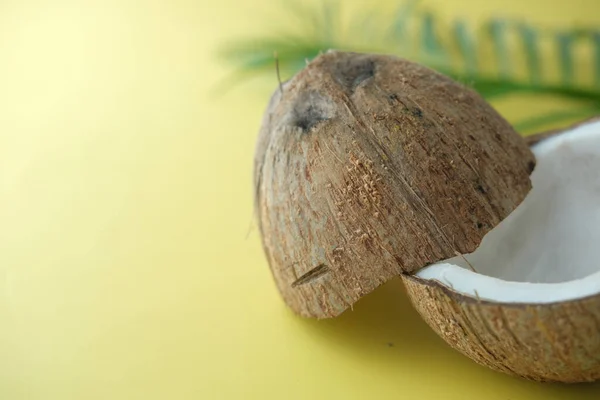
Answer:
xmin=254 ymin=50 xmax=534 ymax=318
xmin=255 ymin=50 xmax=600 ymax=383
xmin=403 ymin=118 xmax=600 ymax=383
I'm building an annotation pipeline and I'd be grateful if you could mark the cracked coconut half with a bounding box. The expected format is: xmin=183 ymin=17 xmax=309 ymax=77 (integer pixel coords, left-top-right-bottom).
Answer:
xmin=404 ymin=118 xmax=600 ymax=383
xmin=254 ymin=50 xmax=600 ymax=383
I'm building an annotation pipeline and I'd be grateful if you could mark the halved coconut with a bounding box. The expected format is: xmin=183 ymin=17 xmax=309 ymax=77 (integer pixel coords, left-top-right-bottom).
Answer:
xmin=403 ymin=118 xmax=600 ymax=383
xmin=255 ymin=51 xmax=534 ymax=318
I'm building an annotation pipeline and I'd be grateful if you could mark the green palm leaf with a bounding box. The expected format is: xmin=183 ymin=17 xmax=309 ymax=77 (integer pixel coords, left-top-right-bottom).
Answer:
xmin=218 ymin=0 xmax=600 ymax=133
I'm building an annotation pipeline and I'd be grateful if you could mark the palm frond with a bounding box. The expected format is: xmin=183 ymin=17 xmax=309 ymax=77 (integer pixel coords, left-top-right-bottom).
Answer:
xmin=218 ymin=0 xmax=600 ymax=133
xmin=453 ymin=19 xmax=478 ymax=76
xmin=556 ymin=31 xmax=575 ymax=84
xmin=486 ymin=18 xmax=512 ymax=79
xmin=513 ymin=107 xmax=600 ymax=132
xmin=593 ymin=32 xmax=600 ymax=86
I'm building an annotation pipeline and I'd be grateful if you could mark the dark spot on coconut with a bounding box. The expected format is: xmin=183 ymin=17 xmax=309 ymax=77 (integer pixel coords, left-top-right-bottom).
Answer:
xmin=527 ymin=160 xmax=536 ymax=173
xmin=476 ymin=222 xmax=484 ymax=229
xmin=476 ymin=184 xmax=486 ymax=194
xmin=332 ymin=56 xmax=376 ymax=92
xmin=290 ymin=91 xmax=334 ymax=133
xmin=294 ymin=105 xmax=328 ymax=132
xmin=468 ymin=134 xmax=476 ymax=141
xmin=411 ymin=108 xmax=423 ymax=118
xmin=388 ymin=93 xmax=400 ymax=106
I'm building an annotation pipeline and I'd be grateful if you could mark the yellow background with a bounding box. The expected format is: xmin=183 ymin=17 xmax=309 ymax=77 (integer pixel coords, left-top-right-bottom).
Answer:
xmin=1 ymin=0 xmax=599 ymax=398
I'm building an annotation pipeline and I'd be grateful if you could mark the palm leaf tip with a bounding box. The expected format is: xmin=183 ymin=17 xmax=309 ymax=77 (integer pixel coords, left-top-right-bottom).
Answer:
xmin=219 ymin=0 xmax=600 ymax=132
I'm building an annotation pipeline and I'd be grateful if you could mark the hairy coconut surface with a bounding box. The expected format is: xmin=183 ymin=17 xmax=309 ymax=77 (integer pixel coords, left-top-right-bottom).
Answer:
xmin=254 ymin=51 xmax=534 ymax=318
xmin=404 ymin=119 xmax=600 ymax=383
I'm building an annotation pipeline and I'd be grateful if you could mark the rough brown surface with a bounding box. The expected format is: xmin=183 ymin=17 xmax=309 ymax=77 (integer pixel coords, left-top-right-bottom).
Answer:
xmin=402 ymin=274 xmax=600 ymax=383
xmin=254 ymin=51 xmax=535 ymax=318
xmin=401 ymin=119 xmax=600 ymax=383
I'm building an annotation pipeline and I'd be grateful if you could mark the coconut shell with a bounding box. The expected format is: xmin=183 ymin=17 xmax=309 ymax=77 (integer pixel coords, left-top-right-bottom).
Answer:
xmin=402 ymin=120 xmax=600 ymax=383
xmin=402 ymin=275 xmax=600 ymax=383
xmin=255 ymin=51 xmax=535 ymax=318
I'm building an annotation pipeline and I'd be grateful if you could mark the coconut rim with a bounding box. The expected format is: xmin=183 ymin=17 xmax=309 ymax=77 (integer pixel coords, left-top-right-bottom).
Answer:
xmin=408 ymin=117 xmax=600 ymax=307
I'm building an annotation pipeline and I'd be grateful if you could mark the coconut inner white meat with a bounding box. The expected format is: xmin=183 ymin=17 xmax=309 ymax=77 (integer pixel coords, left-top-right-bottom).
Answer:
xmin=416 ymin=120 xmax=600 ymax=303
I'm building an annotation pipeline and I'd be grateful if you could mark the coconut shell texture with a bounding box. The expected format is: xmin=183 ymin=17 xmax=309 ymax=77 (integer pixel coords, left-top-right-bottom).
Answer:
xmin=255 ymin=51 xmax=535 ymax=318
xmin=403 ymin=275 xmax=600 ymax=383
xmin=402 ymin=120 xmax=600 ymax=383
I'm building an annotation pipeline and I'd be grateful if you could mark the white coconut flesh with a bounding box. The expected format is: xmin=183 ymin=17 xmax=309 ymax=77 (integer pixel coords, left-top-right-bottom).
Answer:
xmin=416 ymin=120 xmax=600 ymax=304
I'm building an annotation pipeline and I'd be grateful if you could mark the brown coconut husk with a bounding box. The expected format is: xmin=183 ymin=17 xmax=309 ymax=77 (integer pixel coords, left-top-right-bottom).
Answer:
xmin=254 ymin=51 xmax=534 ymax=318
xmin=401 ymin=117 xmax=600 ymax=383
